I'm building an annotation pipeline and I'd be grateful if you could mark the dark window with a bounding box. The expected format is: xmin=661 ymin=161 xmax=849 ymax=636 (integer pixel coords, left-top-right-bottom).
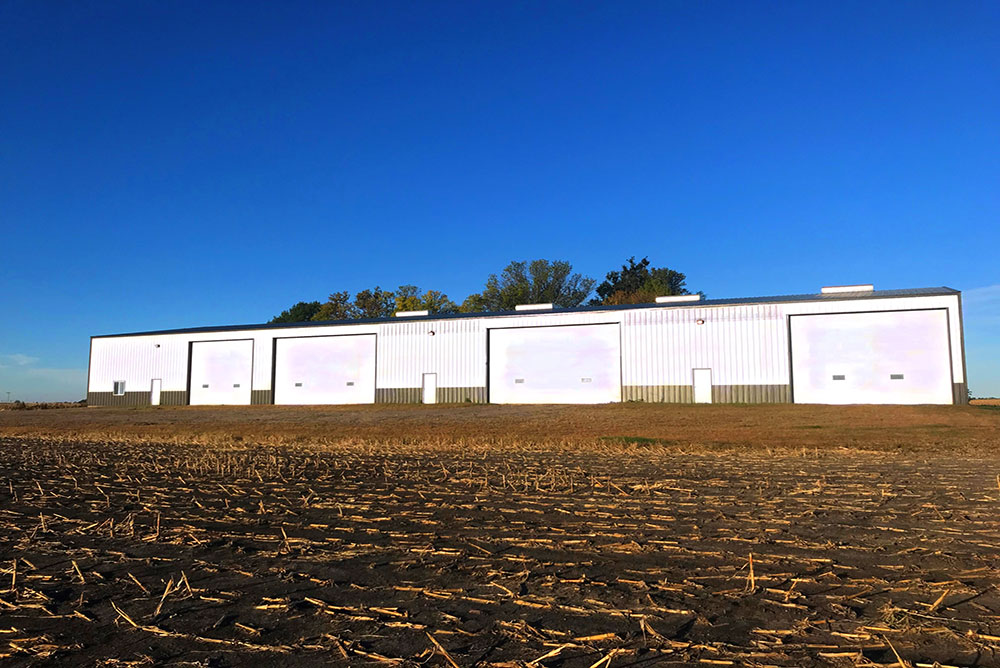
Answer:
xmin=890 ymin=374 xmax=904 ymax=380
xmin=113 ymin=381 xmax=126 ymax=395
xmin=832 ymin=375 xmax=846 ymax=381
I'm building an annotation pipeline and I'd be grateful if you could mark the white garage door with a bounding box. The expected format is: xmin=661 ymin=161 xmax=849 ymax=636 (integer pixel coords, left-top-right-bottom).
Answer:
xmin=790 ymin=309 xmax=952 ymax=405
xmin=190 ymin=340 xmax=253 ymax=405
xmin=274 ymin=334 xmax=376 ymax=405
xmin=489 ymin=324 xmax=621 ymax=404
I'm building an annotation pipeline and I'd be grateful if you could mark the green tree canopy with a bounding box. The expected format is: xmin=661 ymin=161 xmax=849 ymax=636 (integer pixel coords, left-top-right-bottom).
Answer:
xmin=594 ymin=257 xmax=693 ymax=305
xmin=311 ymin=291 xmax=356 ymax=321
xmin=268 ymin=301 xmax=323 ymax=324
xmin=353 ymin=286 xmax=395 ymax=319
xmin=394 ymin=285 xmax=458 ymax=314
xmin=271 ymin=285 xmax=458 ymax=323
xmin=460 ymin=260 xmax=595 ymax=312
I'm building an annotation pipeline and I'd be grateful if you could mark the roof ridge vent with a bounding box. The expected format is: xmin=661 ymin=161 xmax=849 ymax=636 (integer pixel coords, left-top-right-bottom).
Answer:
xmin=395 ymin=310 xmax=429 ymax=317
xmin=821 ymin=284 xmax=874 ymax=294
xmin=655 ymin=294 xmax=702 ymax=304
xmin=515 ymin=303 xmax=554 ymax=311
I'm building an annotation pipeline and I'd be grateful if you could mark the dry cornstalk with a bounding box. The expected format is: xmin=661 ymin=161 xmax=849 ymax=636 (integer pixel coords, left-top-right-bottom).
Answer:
xmin=587 ymin=649 xmax=621 ymax=668
xmin=153 ymin=578 xmax=174 ymax=618
xmin=744 ymin=553 xmax=755 ymax=593
xmin=928 ymin=589 xmax=950 ymax=613
xmin=127 ymin=573 xmax=149 ymax=595
xmin=111 ymin=601 xmax=138 ymax=628
xmin=528 ymin=643 xmax=572 ymax=665
xmin=425 ymin=631 xmax=460 ymax=668
xmin=883 ymin=634 xmax=911 ymax=667
xmin=180 ymin=571 xmax=193 ymax=596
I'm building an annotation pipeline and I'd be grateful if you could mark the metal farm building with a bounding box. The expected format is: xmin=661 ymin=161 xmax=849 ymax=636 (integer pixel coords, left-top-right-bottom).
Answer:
xmin=87 ymin=285 xmax=968 ymax=407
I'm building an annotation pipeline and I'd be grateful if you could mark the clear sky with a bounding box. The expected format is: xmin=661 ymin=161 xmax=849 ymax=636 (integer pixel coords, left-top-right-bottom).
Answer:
xmin=1 ymin=1 xmax=997 ymax=401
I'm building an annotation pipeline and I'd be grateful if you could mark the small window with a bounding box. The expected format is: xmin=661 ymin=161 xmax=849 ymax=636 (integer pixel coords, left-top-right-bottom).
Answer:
xmin=112 ymin=381 xmax=126 ymax=396
xmin=346 ymin=381 xmax=355 ymax=386
xmin=890 ymin=374 xmax=904 ymax=380
xmin=514 ymin=378 xmax=525 ymax=384
xmin=233 ymin=383 xmax=240 ymax=388
xmin=581 ymin=377 xmax=592 ymax=383
xmin=832 ymin=375 xmax=846 ymax=381
xmin=202 ymin=384 xmax=209 ymax=388
xmin=294 ymin=382 xmax=303 ymax=387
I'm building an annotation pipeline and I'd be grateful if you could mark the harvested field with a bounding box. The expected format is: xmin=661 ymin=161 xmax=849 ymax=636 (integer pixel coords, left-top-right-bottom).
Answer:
xmin=0 ymin=405 xmax=999 ymax=666
xmin=1 ymin=403 xmax=999 ymax=452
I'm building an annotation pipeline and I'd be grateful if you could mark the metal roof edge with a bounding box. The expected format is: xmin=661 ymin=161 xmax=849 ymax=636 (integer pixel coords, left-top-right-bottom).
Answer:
xmin=91 ymin=286 xmax=960 ymax=338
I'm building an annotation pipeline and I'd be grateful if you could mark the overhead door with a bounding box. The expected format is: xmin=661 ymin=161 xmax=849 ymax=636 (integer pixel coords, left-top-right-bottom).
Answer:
xmin=274 ymin=334 xmax=376 ymax=405
xmin=790 ymin=309 xmax=952 ymax=405
xmin=489 ymin=323 xmax=621 ymax=404
xmin=190 ymin=340 xmax=253 ymax=405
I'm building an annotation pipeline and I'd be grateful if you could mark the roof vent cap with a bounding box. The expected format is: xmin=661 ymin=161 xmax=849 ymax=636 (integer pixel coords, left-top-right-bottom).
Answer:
xmin=655 ymin=294 xmax=702 ymax=304
xmin=515 ymin=303 xmax=554 ymax=311
xmin=821 ymin=284 xmax=874 ymax=294
xmin=395 ymin=310 xmax=429 ymax=317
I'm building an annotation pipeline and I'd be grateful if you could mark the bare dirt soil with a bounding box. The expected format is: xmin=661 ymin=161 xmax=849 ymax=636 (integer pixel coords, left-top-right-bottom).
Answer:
xmin=0 ymin=404 xmax=999 ymax=666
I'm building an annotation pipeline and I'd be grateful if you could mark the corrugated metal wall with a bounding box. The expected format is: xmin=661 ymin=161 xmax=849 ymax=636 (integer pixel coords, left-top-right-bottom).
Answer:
xmin=377 ymin=317 xmax=484 ymax=392
xmin=88 ymin=294 xmax=965 ymax=406
xmin=621 ymin=303 xmax=789 ymax=388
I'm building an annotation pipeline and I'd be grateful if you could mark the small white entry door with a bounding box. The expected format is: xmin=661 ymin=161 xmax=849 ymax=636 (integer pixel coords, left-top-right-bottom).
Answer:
xmin=693 ymin=369 xmax=713 ymax=404
xmin=422 ymin=373 xmax=437 ymax=404
xmin=150 ymin=379 xmax=162 ymax=406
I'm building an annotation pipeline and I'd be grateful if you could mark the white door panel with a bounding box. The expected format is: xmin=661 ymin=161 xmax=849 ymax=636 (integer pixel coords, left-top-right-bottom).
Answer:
xmin=489 ymin=324 xmax=621 ymax=404
xmin=274 ymin=335 xmax=376 ymax=405
xmin=693 ymin=369 xmax=713 ymax=403
xmin=150 ymin=379 xmax=161 ymax=406
xmin=422 ymin=373 xmax=437 ymax=404
xmin=190 ymin=340 xmax=253 ymax=405
xmin=791 ymin=310 xmax=952 ymax=404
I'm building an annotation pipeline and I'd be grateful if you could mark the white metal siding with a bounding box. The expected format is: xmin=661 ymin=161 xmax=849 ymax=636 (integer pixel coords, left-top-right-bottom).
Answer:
xmin=622 ymin=304 xmax=787 ymax=387
xmin=88 ymin=292 xmax=965 ymax=406
xmin=489 ymin=323 xmax=621 ymax=404
xmin=189 ymin=340 xmax=253 ymax=405
xmin=377 ymin=318 xmax=484 ymax=391
xmin=790 ymin=309 xmax=953 ymax=404
xmin=274 ymin=335 xmax=376 ymax=405
xmin=89 ymin=335 xmax=190 ymax=395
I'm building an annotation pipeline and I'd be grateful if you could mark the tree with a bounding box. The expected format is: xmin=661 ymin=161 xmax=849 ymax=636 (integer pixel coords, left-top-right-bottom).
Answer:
xmin=353 ymin=286 xmax=395 ymax=319
xmin=394 ymin=285 xmax=457 ymax=314
xmin=460 ymin=260 xmax=595 ymax=312
xmin=593 ymin=257 xmax=692 ymax=305
xmin=311 ymin=291 xmax=356 ymax=321
xmin=269 ymin=301 xmax=323 ymax=324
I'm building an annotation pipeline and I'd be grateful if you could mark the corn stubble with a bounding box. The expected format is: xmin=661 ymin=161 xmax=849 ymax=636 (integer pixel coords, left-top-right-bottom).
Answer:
xmin=0 ymin=404 xmax=998 ymax=665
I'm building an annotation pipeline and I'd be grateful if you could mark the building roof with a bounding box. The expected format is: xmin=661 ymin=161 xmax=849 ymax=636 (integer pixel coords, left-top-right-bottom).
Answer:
xmin=93 ymin=286 xmax=961 ymax=339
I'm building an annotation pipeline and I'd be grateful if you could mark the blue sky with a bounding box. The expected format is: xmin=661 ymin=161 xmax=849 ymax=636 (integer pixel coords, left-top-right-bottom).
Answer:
xmin=1 ymin=1 xmax=997 ymax=401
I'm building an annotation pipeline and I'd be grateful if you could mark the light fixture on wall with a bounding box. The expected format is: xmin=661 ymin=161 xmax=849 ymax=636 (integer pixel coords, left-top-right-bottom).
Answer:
xmin=428 ymin=331 xmax=436 ymax=336
xmin=696 ymin=319 xmax=705 ymax=325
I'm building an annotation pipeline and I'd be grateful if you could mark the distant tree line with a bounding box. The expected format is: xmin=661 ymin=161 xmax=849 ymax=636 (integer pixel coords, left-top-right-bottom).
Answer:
xmin=269 ymin=257 xmax=696 ymax=323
